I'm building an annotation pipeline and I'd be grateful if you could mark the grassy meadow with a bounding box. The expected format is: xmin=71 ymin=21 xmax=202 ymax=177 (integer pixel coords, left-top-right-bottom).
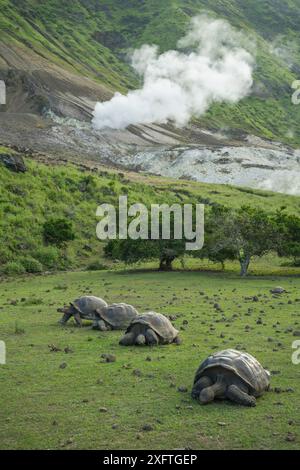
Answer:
xmin=0 ymin=268 xmax=299 ymax=450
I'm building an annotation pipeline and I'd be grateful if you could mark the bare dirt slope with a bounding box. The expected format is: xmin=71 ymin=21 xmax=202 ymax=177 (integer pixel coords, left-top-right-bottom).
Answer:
xmin=1 ymin=38 xmax=300 ymax=195
xmin=0 ymin=41 xmax=111 ymax=119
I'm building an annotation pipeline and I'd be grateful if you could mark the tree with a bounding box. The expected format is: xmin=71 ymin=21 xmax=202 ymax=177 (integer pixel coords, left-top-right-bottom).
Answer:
xmin=43 ymin=218 xmax=75 ymax=247
xmin=199 ymin=206 xmax=236 ymax=270
xmin=104 ymin=238 xmax=185 ymax=271
xmin=274 ymin=209 xmax=300 ymax=265
xmin=204 ymin=205 xmax=279 ymax=276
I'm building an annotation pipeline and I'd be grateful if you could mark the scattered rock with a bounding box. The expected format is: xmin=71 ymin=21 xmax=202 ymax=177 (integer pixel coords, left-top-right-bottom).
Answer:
xmin=101 ymin=353 xmax=116 ymax=363
xmin=270 ymin=287 xmax=286 ymax=295
xmin=0 ymin=152 xmax=27 ymax=173
xmin=177 ymin=386 xmax=188 ymax=393
xmin=59 ymin=362 xmax=67 ymax=369
xmin=141 ymin=424 xmax=154 ymax=432
xmin=285 ymin=433 xmax=296 ymax=442
xmin=48 ymin=344 xmax=62 ymax=352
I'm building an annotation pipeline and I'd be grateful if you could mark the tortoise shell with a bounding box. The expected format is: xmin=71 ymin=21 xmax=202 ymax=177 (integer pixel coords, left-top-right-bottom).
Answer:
xmin=127 ymin=312 xmax=179 ymax=343
xmin=194 ymin=349 xmax=270 ymax=396
xmin=71 ymin=296 xmax=107 ymax=319
xmin=98 ymin=303 xmax=138 ymax=329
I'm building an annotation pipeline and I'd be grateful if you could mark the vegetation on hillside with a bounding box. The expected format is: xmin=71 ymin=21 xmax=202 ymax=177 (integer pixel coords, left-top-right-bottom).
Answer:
xmin=1 ymin=146 xmax=300 ymax=276
xmin=1 ymin=0 xmax=300 ymax=142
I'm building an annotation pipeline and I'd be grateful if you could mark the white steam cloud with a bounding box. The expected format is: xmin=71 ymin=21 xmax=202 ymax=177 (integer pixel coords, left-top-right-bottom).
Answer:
xmin=269 ymin=35 xmax=298 ymax=70
xmin=92 ymin=15 xmax=254 ymax=130
xmin=259 ymin=172 xmax=300 ymax=196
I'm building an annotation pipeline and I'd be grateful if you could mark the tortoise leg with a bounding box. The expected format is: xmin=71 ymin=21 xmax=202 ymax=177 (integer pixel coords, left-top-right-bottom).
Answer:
xmin=191 ymin=376 xmax=212 ymax=399
xmin=73 ymin=312 xmax=83 ymax=327
xmin=145 ymin=329 xmax=159 ymax=346
xmin=59 ymin=312 xmax=72 ymax=325
xmin=199 ymin=375 xmax=226 ymax=404
xmin=226 ymin=385 xmax=256 ymax=407
xmin=97 ymin=320 xmax=108 ymax=331
xmin=92 ymin=319 xmax=107 ymax=330
xmin=135 ymin=334 xmax=146 ymax=346
xmin=119 ymin=332 xmax=135 ymax=346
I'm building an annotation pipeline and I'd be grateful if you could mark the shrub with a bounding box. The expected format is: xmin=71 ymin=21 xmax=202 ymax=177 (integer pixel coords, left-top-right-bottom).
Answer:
xmin=20 ymin=257 xmax=43 ymax=273
xmin=0 ymin=248 xmax=13 ymax=265
xmin=14 ymin=321 xmax=25 ymax=335
xmin=43 ymin=218 xmax=75 ymax=246
xmin=2 ymin=261 xmax=26 ymax=276
xmin=86 ymin=261 xmax=107 ymax=271
xmin=33 ymin=246 xmax=60 ymax=269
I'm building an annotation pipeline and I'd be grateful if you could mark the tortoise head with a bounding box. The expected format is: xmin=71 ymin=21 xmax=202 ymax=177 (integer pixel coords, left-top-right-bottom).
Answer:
xmin=57 ymin=304 xmax=74 ymax=315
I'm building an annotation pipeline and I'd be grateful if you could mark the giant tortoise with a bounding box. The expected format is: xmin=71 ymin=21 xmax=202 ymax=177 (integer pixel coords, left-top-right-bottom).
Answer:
xmin=92 ymin=303 xmax=138 ymax=331
xmin=58 ymin=296 xmax=107 ymax=327
xmin=191 ymin=349 xmax=270 ymax=407
xmin=119 ymin=312 xmax=180 ymax=346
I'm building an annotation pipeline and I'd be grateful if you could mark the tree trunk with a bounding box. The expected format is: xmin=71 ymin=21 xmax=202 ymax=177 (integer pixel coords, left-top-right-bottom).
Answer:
xmin=166 ymin=258 xmax=173 ymax=270
xmin=239 ymin=255 xmax=251 ymax=277
xmin=159 ymin=258 xmax=173 ymax=271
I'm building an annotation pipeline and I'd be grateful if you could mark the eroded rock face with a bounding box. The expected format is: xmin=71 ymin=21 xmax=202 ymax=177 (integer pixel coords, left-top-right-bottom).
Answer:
xmin=0 ymin=152 xmax=26 ymax=172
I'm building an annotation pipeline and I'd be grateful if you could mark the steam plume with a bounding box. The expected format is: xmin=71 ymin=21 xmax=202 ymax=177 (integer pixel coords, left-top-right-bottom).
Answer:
xmin=260 ymin=172 xmax=300 ymax=196
xmin=92 ymin=15 xmax=254 ymax=130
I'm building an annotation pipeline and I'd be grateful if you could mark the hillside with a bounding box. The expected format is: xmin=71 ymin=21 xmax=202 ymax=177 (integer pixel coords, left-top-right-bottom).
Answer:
xmin=1 ymin=0 xmax=300 ymax=143
xmin=1 ymin=145 xmax=300 ymax=276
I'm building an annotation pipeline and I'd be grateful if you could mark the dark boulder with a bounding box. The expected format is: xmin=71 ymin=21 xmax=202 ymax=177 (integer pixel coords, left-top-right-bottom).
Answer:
xmin=0 ymin=152 xmax=27 ymax=173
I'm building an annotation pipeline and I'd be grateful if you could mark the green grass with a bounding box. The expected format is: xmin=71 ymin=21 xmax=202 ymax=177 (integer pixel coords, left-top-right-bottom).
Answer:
xmin=1 ymin=0 xmax=300 ymax=143
xmin=0 ymin=269 xmax=299 ymax=449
